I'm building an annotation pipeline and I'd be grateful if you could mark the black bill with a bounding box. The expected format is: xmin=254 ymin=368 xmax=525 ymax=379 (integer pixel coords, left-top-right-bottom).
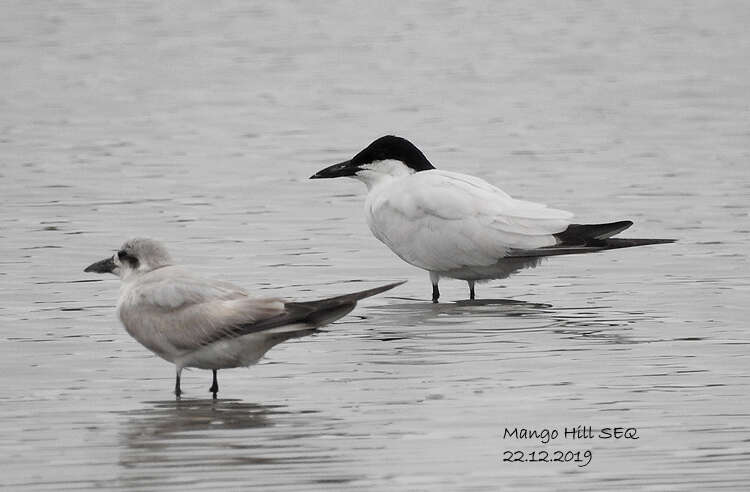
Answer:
xmin=310 ymin=160 xmax=360 ymax=179
xmin=84 ymin=256 xmax=116 ymax=274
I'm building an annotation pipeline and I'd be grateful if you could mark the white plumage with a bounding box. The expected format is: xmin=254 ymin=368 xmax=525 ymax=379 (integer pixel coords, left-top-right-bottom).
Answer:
xmin=311 ymin=135 xmax=674 ymax=302
xmin=364 ymin=169 xmax=573 ymax=274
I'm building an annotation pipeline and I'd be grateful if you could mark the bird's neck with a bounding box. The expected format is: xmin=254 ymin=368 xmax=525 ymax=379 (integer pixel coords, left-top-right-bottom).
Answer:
xmin=353 ymin=160 xmax=415 ymax=191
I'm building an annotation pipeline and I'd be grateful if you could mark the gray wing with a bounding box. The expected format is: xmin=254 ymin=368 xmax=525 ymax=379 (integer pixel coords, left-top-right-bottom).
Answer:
xmin=119 ymin=267 xmax=285 ymax=352
xmin=196 ymin=281 xmax=406 ymax=345
xmin=120 ymin=273 xmax=403 ymax=351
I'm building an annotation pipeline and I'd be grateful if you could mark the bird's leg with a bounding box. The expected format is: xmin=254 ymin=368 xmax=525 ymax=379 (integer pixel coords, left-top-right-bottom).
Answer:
xmin=209 ymin=369 xmax=219 ymax=399
xmin=468 ymin=281 xmax=475 ymax=300
xmin=175 ymin=368 xmax=182 ymax=399
xmin=429 ymin=272 xmax=440 ymax=303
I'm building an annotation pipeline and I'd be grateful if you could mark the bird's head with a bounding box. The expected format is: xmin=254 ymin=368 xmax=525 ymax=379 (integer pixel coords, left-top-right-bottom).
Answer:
xmin=84 ymin=238 xmax=173 ymax=279
xmin=310 ymin=135 xmax=435 ymax=189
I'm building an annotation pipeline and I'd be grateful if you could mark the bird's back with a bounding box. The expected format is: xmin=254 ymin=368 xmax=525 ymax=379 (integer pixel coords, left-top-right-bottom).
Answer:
xmin=117 ymin=266 xmax=285 ymax=362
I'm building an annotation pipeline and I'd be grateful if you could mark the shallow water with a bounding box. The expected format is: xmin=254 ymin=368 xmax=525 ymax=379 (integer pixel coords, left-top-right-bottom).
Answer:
xmin=2 ymin=1 xmax=749 ymax=490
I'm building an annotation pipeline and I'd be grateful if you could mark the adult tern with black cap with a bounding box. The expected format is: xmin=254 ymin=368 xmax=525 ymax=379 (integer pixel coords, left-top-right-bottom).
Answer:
xmin=84 ymin=238 xmax=403 ymax=398
xmin=311 ymin=135 xmax=674 ymax=302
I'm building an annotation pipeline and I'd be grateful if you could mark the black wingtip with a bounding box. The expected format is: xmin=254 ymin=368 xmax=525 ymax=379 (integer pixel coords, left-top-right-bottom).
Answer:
xmin=576 ymin=237 xmax=677 ymax=251
xmin=290 ymin=281 xmax=406 ymax=312
xmin=606 ymin=238 xmax=677 ymax=247
xmin=555 ymin=220 xmax=634 ymax=245
xmin=347 ymin=280 xmax=407 ymax=301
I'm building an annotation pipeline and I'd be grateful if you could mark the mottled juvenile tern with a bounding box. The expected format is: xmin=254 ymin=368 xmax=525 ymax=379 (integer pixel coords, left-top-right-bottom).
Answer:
xmin=311 ymin=135 xmax=674 ymax=302
xmin=84 ymin=238 xmax=403 ymax=397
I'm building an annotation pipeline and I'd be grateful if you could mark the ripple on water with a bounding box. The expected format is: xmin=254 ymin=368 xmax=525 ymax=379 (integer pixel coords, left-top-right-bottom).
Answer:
xmin=2 ymin=1 xmax=750 ymax=490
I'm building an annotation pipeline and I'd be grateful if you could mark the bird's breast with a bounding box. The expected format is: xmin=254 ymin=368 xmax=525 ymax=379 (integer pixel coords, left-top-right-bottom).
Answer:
xmin=364 ymin=184 xmax=403 ymax=243
xmin=117 ymin=299 xmax=178 ymax=363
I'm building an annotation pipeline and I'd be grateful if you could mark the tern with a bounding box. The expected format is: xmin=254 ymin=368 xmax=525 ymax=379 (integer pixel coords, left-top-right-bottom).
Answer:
xmin=84 ymin=238 xmax=403 ymax=398
xmin=311 ymin=135 xmax=674 ymax=302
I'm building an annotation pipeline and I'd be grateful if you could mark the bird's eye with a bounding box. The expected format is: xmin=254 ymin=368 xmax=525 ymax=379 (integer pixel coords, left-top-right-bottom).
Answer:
xmin=117 ymin=249 xmax=140 ymax=269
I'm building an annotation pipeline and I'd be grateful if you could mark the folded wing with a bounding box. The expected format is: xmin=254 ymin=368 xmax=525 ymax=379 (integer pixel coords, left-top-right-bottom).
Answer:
xmin=367 ymin=170 xmax=574 ymax=271
xmin=119 ymin=269 xmax=402 ymax=354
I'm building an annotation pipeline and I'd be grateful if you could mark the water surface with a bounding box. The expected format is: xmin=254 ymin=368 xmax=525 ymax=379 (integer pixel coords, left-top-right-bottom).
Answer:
xmin=1 ymin=1 xmax=749 ymax=490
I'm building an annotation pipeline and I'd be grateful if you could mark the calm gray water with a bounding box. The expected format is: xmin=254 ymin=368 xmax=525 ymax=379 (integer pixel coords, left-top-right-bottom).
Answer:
xmin=2 ymin=1 xmax=749 ymax=490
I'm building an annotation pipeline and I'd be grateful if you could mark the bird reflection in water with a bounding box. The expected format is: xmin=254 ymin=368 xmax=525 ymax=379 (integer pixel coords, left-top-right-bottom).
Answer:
xmin=116 ymin=399 xmax=340 ymax=478
xmin=362 ymin=295 xmax=660 ymax=346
